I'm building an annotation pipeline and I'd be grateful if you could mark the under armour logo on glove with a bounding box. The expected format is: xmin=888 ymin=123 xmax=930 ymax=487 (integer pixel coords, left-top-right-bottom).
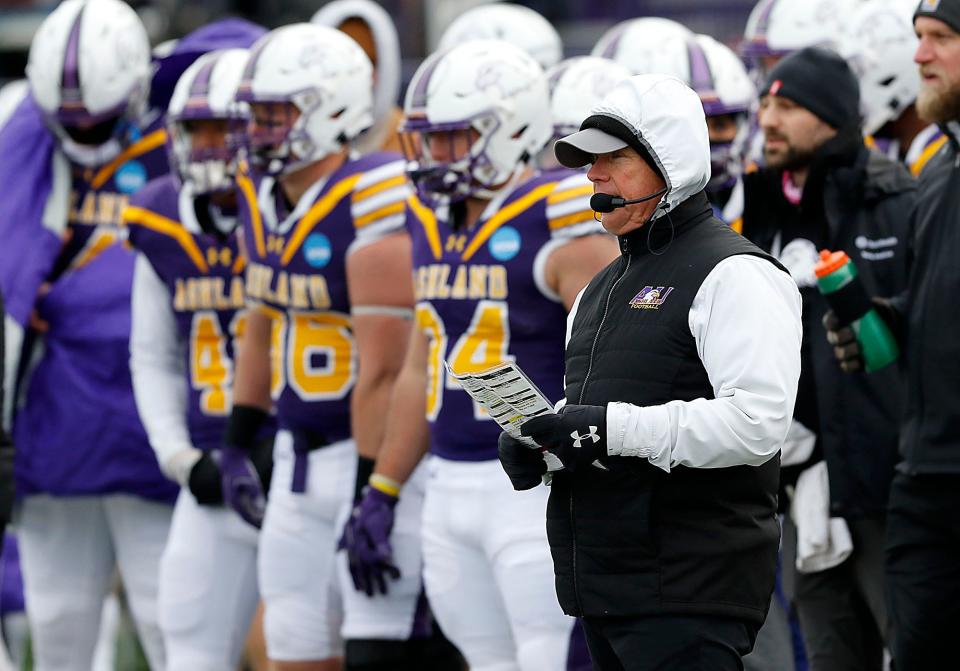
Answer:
xmin=522 ymin=405 xmax=607 ymax=471
xmin=571 ymin=427 xmax=600 ymax=448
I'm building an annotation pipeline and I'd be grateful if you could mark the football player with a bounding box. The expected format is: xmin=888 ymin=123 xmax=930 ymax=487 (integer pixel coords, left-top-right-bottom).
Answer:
xmin=542 ymin=56 xmax=632 ymax=170
xmin=0 ymin=1 xmax=175 ymax=668
xmin=843 ymin=0 xmax=947 ymax=177
xmin=341 ymin=40 xmax=618 ymax=671
xmin=125 ymin=46 xmax=273 ymax=671
xmin=219 ymin=23 xmax=425 ymax=671
xmin=687 ymin=35 xmax=756 ymax=230
xmin=312 ymin=0 xmax=404 ymax=154
xmin=437 ymin=2 xmax=563 ymax=70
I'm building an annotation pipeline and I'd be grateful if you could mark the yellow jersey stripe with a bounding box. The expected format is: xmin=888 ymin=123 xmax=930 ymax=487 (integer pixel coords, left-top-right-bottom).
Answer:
xmin=462 ymin=182 xmax=557 ymax=262
xmin=236 ymin=172 xmax=266 ymax=259
xmin=547 ymin=184 xmax=593 ymax=205
xmin=231 ymin=254 xmax=247 ymax=275
xmin=352 ymin=175 xmax=407 ymax=203
xmin=911 ymin=135 xmax=948 ymax=177
xmin=92 ymin=130 xmax=167 ymax=189
xmin=355 ymin=201 xmax=405 ymax=229
xmin=71 ymin=231 xmax=118 ymax=271
xmin=549 ymin=209 xmax=595 ymax=231
xmin=280 ymin=174 xmax=361 ymax=266
xmin=730 ymin=217 xmax=744 ymax=235
xmin=407 ymin=195 xmax=442 ymax=260
xmin=123 ymin=206 xmax=209 ymax=273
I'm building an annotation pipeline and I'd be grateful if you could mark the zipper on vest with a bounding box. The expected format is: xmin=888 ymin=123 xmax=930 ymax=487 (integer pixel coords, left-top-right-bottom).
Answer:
xmin=578 ymin=254 xmax=631 ymax=405
xmin=570 ymin=253 xmax=631 ymax=615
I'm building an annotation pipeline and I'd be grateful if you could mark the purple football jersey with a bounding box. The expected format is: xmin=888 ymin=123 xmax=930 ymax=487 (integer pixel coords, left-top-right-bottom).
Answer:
xmin=126 ymin=175 xmax=273 ymax=452
xmin=237 ymin=152 xmax=410 ymax=440
xmin=408 ymin=170 xmax=602 ymax=462
xmin=12 ymin=121 xmax=178 ymax=502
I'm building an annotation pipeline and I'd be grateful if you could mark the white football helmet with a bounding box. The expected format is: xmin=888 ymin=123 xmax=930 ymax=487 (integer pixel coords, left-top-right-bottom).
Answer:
xmin=400 ymin=40 xmax=551 ymax=207
xmin=741 ymin=0 xmax=861 ymax=80
xmin=841 ymin=1 xmax=920 ymax=136
xmin=591 ymin=18 xmax=693 ymax=77
xmin=237 ymin=23 xmax=374 ymax=177
xmin=689 ymin=35 xmax=756 ymax=192
xmin=26 ymin=0 xmax=150 ymax=167
xmin=167 ymin=49 xmax=250 ymax=194
xmin=437 ymin=3 xmax=562 ymax=70
xmin=547 ymin=56 xmax=632 ymax=138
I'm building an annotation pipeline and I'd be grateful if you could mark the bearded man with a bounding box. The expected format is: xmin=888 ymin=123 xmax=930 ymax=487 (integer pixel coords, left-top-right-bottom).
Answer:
xmin=739 ymin=46 xmax=916 ymax=671
xmin=823 ymin=2 xmax=960 ymax=669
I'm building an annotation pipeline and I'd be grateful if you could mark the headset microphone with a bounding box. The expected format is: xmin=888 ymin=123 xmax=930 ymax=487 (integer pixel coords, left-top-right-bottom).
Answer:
xmin=590 ymin=187 xmax=668 ymax=213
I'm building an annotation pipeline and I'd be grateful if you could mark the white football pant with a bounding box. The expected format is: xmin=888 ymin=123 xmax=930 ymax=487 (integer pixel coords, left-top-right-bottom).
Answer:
xmin=421 ymin=457 xmax=574 ymax=671
xmin=158 ymin=489 xmax=259 ymax=670
xmin=258 ymin=431 xmax=352 ymax=662
xmin=15 ymin=494 xmax=171 ymax=671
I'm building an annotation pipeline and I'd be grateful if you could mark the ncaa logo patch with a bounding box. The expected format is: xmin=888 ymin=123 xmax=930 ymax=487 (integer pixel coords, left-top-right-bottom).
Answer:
xmin=488 ymin=226 xmax=521 ymax=262
xmin=629 ymin=286 xmax=674 ymax=310
xmin=114 ymin=160 xmax=147 ymax=194
xmin=303 ymin=232 xmax=332 ymax=268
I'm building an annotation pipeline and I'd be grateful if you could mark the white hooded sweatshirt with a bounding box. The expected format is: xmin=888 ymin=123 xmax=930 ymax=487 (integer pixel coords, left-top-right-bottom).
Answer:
xmin=562 ymin=74 xmax=803 ymax=473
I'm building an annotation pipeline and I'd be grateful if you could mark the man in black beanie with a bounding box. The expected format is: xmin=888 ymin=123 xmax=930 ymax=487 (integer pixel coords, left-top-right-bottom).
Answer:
xmin=740 ymin=46 xmax=916 ymax=671
xmin=823 ymin=3 xmax=960 ymax=669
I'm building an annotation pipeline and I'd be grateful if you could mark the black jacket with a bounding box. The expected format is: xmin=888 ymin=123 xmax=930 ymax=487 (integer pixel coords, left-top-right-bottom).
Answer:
xmin=741 ymin=129 xmax=915 ymax=517
xmin=896 ymin=122 xmax=960 ymax=474
xmin=550 ymin=192 xmax=782 ymax=624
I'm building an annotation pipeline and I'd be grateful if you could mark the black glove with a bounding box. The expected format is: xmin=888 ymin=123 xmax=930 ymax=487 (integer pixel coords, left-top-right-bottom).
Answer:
xmin=497 ymin=433 xmax=547 ymax=491
xmin=521 ymin=404 xmax=607 ymax=471
xmin=188 ymin=452 xmax=224 ymax=505
xmin=823 ymin=309 xmax=863 ymax=373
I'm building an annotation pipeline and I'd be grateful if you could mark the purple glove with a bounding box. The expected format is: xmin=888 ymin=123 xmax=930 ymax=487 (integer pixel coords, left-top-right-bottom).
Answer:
xmin=218 ymin=446 xmax=266 ymax=529
xmin=338 ymin=486 xmax=400 ymax=596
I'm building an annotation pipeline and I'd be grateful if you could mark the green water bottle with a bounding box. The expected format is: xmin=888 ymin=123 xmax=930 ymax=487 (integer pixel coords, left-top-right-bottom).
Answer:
xmin=814 ymin=250 xmax=899 ymax=372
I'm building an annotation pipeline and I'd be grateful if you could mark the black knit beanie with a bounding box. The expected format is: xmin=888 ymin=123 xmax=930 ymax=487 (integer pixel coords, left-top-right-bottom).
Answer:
xmin=914 ymin=0 xmax=960 ymax=35
xmin=762 ymin=47 xmax=860 ymax=129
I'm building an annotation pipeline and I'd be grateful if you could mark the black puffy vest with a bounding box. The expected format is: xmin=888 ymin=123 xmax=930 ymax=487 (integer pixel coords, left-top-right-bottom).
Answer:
xmin=549 ymin=192 xmax=783 ymax=624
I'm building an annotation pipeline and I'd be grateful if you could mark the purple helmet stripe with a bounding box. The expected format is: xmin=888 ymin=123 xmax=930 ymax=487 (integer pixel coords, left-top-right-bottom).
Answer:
xmin=236 ymin=34 xmax=273 ymax=103
xmin=409 ymin=50 xmax=445 ymax=111
xmin=687 ymin=41 xmax=714 ymax=95
xmin=600 ymin=24 xmax=628 ymax=59
xmin=753 ymin=0 xmax=776 ymax=41
xmin=188 ymin=58 xmax=218 ymax=99
xmin=60 ymin=5 xmax=86 ymax=109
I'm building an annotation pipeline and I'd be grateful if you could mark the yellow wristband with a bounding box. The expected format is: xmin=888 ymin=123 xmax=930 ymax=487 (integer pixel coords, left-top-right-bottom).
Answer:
xmin=369 ymin=474 xmax=401 ymax=497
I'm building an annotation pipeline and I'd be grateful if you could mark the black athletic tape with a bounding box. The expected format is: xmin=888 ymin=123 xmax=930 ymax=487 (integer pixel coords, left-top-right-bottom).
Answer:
xmin=224 ymin=404 xmax=270 ymax=452
xmin=355 ymin=455 xmax=375 ymax=501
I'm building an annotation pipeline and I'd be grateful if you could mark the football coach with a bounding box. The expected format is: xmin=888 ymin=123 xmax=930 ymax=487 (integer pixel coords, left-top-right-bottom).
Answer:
xmin=497 ymin=74 xmax=803 ymax=671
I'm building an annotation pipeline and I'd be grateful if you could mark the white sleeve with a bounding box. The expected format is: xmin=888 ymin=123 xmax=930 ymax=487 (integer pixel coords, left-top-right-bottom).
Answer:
xmin=130 ymin=253 xmax=200 ymax=486
xmin=606 ymin=254 xmax=802 ymax=471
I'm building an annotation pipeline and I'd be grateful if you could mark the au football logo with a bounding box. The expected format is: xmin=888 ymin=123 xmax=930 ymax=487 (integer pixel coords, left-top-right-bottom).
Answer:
xmin=629 ymin=286 xmax=674 ymax=310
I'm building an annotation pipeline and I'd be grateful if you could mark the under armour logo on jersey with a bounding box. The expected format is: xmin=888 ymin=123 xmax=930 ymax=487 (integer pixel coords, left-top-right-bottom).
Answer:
xmin=571 ymin=427 xmax=600 ymax=448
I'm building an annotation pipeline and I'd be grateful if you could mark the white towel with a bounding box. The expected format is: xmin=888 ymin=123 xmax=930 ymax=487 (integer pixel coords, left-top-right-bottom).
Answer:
xmin=791 ymin=461 xmax=853 ymax=573
xmin=781 ymin=419 xmax=817 ymax=467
